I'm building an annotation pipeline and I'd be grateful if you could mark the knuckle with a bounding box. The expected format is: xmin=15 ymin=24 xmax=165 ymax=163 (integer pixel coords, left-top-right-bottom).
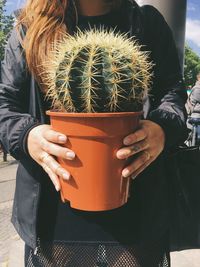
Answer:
xmin=45 ymin=129 xmax=65 ymax=143
xmin=129 ymin=164 xmax=136 ymax=174
xmin=45 ymin=146 xmax=51 ymax=154
xmin=49 ymin=173 xmax=57 ymax=183
xmin=130 ymin=144 xmax=141 ymax=153
xmin=40 ymin=139 xmax=47 ymax=150
xmin=43 ymin=164 xmax=49 ymax=173
xmin=141 ymin=154 xmax=147 ymax=164
xmin=141 ymin=128 xmax=148 ymax=138
xmin=42 ymin=165 xmax=46 ymax=172
xmin=48 ymin=160 xmax=58 ymax=171
xmin=142 ymin=139 xmax=149 ymax=148
xmin=39 ymin=153 xmax=47 ymax=162
xmin=55 ymin=165 xmax=63 ymax=174
xmin=133 ymin=131 xmax=139 ymax=142
xmin=54 ymin=144 xmax=67 ymax=157
xmin=47 ymin=129 xmax=57 ymax=140
xmin=133 ymin=129 xmax=147 ymax=142
xmin=43 ymin=164 xmax=58 ymax=183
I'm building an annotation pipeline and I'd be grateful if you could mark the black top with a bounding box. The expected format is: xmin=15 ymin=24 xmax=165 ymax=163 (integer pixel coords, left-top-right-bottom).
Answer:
xmin=76 ymin=9 xmax=129 ymax=34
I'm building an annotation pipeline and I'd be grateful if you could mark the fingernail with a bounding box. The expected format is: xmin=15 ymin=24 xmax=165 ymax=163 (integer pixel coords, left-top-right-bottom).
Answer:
xmin=62 ymin=173 xmax=70 ymax=180
xmin=117 ymin=151 xmax=123 ymax=159
xmin=124 ymin=137 xmax=131 ymax=145
xmin=55 ymin=184 xmax=60 ymax=192
xmin=122 ymin=169 xmax=130 ymax=178
xmin=58 ymin=135 xmax=67 ymax=143
xmin=66 ymin=151 xmax=75 ymax=160
xmin=117 ymin=151 xmax=129 ymax=159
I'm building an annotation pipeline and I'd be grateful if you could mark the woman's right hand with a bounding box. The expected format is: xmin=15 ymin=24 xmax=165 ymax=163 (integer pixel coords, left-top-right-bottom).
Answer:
xmin=27 ymin=124 xmax=75 ymax=191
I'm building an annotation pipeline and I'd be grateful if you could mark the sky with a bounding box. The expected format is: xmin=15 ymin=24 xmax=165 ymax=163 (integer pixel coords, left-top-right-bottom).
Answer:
xmin=186 ymin=0 xmax=200 ymax=55
xmin=4 ymin=0 xmax=200 ymax=56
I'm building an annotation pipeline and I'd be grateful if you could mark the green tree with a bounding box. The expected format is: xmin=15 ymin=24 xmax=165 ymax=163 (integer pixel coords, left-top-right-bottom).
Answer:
xmin=0 ymin=0 xmax=14 ymax=60
xmin=184 ymin=45 xmax=200 ymax=88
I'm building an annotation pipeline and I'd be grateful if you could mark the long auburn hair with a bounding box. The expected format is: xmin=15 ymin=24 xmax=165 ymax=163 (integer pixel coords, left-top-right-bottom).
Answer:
xmin=17 ymin=0 xmax=123 ymax=84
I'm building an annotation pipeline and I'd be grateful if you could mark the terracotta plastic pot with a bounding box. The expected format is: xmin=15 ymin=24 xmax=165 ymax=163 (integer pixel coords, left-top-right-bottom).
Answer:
xmin=47 ymin=111 xmax=142 ymax=211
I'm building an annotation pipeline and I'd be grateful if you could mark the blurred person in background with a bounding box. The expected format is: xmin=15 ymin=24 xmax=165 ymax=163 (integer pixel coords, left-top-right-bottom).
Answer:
xmin=186 ymin=72 xmax=200 ymax=145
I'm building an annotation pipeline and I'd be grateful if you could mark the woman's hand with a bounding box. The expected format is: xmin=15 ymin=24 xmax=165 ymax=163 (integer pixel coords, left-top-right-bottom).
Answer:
xmin=27 ymin=125 xmax=75 ymax=191
xmin=116 ymin=120 xmax=165 ymax=179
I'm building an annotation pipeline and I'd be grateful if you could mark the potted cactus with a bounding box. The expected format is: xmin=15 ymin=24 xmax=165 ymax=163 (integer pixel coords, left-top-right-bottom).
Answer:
xmin=44 ymin=29 xmax=152 ymax=211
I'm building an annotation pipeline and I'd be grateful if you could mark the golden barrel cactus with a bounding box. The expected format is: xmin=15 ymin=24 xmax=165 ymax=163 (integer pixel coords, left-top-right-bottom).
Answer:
xmin=44 ymin=29 xmax=153 ymax=113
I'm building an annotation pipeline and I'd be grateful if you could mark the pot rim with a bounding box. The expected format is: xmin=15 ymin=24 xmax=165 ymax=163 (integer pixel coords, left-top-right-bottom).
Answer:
xmin=46 ymin=110 xmax=143 ymax=118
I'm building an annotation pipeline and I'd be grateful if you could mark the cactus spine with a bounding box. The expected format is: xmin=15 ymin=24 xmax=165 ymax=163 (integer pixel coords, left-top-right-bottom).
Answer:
xmin=44 ymin=29 xmax=153 ymax=113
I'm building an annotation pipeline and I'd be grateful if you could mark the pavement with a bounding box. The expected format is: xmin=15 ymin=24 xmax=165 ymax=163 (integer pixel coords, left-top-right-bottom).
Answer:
xmin=0 ymin=154 xmax=24 ymax=267
xmin=1 ymin=153 xmax=200 ymax=267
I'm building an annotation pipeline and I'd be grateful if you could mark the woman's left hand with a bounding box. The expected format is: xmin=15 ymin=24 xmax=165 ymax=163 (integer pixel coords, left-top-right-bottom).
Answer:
xmin=116 ymin=120 xmax=165 ymax=179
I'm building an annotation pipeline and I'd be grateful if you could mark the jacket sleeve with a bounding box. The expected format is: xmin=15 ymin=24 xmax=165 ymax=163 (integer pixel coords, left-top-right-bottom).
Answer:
xmin=0 ymin=28 xmax=40 ymax=160
xmin=142 ymin=5 xmax=188 ymax=149
xmin=190 ymin=84 xmax=200 ymax=112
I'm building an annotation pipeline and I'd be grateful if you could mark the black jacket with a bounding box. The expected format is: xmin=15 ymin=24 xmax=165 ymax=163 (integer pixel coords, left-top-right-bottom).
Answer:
xmin=0 ymin=1 xmax=187 ymax=249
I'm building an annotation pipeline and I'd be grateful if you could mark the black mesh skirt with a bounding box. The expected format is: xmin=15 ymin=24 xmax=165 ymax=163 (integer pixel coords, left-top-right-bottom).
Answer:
xmin=28 ymin=165 xmax=170 ymax=267
xmin=25 ymin=234 xmax=170 ymax=267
